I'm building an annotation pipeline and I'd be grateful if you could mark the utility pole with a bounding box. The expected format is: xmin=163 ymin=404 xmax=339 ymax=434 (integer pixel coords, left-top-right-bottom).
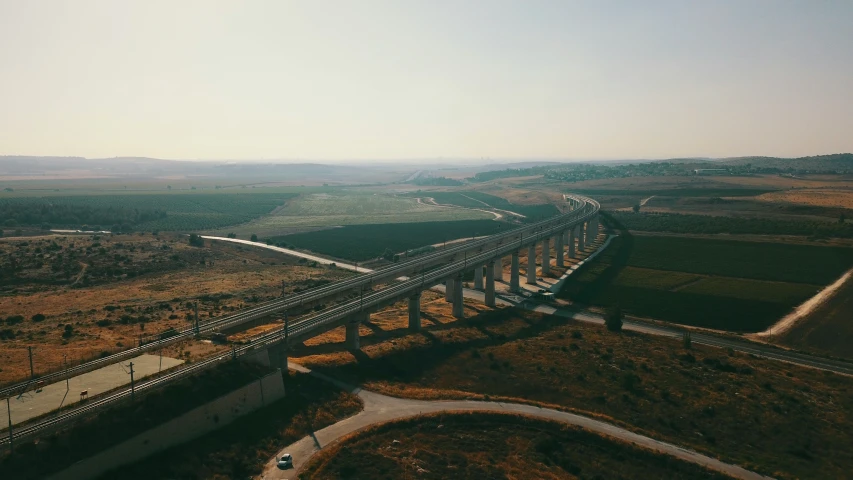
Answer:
xmin=64 ymin=354 xmax=69 ymax=391
xmin=28 ymin=346 xmax=34 ymax=380
xmin=127 ymin=362 xmax=135 ymax=401
xmin=6 ymin=396 xmax=12 ymax=454
xmin=193 ymin=302 xmax=199 ymax=336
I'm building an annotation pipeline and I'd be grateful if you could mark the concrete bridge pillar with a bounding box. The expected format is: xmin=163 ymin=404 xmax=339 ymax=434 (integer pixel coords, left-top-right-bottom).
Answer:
xmin=494 ymin=257 xmax=504 ymax=282
xmin=590 ymin=216 xmax=599 ymax=241
xmin=445 ymin=277 xmax=454 ymax=302
xmin=346 ymin=312 xmax=367 ymax=350
xmin=555 ymin=232 xmax=565 ymax=267
xmin=542 ymin=237 xmax=551 ymax=276
xmin=485 ymin=261 xmax=496 ymax=307
xmin=510 ymin=250 xmax=520 ymax=292
xmin=526 ymin=244 xmax=537 ymax=284
xmin=568 ymin=228 xmax=576 ymax=259
xmin=577 ymin=223 xmax=586 ymax=252
xmin=474 ymin=265 xmax=484 ymax=290
xmin=452 ymin=273 xmax=465 ymax=318
xmin=266 ymin=342 xmax=289 ymax=381
xmin=408 ymin=292 xmax=421 ymax=331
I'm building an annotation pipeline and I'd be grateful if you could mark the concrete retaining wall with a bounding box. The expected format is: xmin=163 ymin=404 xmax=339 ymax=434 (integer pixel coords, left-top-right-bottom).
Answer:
xmin=49 ymin=369 xmax=286 ymax=480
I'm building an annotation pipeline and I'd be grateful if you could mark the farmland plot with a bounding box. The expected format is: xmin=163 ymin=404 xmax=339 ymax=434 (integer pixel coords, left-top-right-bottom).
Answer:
xmin=230 ymin=192 xmax=493 ymax=236
xmin=560 ymin=234 xmax=851 ymax=332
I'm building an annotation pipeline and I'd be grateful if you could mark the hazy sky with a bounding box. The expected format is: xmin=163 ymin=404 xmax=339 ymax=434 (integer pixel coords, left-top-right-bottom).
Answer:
xmin=1 ymin=1 xmax=852 ymax=161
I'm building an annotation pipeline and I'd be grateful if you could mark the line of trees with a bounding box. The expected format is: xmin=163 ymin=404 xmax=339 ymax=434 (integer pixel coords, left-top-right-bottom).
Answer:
xmin=0 ymin=203 xmax=167 ymax=229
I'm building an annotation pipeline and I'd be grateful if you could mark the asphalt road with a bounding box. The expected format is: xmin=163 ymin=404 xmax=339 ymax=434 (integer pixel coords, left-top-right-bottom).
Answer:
xmin=260 ymin=363 xmax=773 ymax=480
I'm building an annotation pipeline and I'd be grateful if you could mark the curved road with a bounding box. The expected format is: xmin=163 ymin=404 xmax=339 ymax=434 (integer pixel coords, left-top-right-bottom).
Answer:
xmin=261 ymin=363 xmax=772 ymax=480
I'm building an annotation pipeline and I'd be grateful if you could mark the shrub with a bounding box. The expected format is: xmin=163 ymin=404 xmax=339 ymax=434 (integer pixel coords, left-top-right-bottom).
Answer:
xmin=5 ymin=315 xmax=24 ymax=325
xmin=188 ymin=234 xmax=204 ymax=247
xmin=250 ymin=234 xmax=258 ymax=242
xmin=31 ymin=313 xmax=46 ymax=322
xmin=605 ymin=305 xmax=623 ymax=332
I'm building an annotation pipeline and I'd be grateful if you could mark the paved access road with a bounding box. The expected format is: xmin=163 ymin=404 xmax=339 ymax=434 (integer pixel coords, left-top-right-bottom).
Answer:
xmin=8 ymin=354 xmax=183 ymax=426
xmin=260 ymin=364 xmax=773 ymax=480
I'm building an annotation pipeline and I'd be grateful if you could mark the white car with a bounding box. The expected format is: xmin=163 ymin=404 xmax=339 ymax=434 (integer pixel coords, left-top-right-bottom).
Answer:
xmin=277 ymin=453 xmax=293 ymax=469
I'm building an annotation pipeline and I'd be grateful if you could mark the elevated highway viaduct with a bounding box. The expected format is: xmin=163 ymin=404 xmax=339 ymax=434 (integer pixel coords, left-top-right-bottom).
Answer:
xmin=254 ymin=195 xmax=601 ymax=370
xmin=1 ymin=195 xmax=601 ymax=444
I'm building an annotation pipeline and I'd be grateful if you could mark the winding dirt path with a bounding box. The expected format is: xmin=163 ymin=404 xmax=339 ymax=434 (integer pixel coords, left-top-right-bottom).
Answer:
xmin=260 ymin=364 xmax=772 ymax=480
xmin=416 ymin=196 xmax=503 ymax=220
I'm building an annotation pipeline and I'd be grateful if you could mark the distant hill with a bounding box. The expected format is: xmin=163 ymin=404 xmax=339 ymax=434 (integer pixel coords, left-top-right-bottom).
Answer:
xmin=716 ymin=154 xmax=853 ymax=172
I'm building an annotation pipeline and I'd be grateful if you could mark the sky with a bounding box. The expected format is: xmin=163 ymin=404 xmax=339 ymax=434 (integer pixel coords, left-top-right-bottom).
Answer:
xmin=1 ymin=1 xmax=852 ymax=162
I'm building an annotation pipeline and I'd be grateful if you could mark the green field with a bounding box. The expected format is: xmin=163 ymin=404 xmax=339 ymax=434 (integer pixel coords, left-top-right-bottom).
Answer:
xmin=610 ymin=211 xmax=853 ymax=238
xmin=0 ymin=192 xmax=298 ymax=232
xmin=276 ymin=220 xmax=512 ymax=261
xmin=620 ymin=235 xmax=853 ymax=284
xmin=611 ymin=266 xmax=703 ymax=290
xmin=412 ymin=191 xmax=560 ymax=222
xmin=560 ymin=228 xmax=850 ymax=332
xmin=229 ymin=192 xmax=493 ymax=237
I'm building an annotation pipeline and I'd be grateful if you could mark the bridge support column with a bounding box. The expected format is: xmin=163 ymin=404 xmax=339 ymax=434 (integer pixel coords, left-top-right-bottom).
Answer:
xmin=578 ymin=223 xmax=586 ymax=252
xmin=555 ymin=232 xmax=565 ymax=267
xmin=445 ymin=277 xmax=454 ymax=302
xmin=568 ymin=228 xmax=576 ymax=259
xmin=452 ymin=274 xmax=464 ymax=318
xmin=526 ymin=244 xmax=537 ymax=284
xmin=542 ymin=237 xmax=551 ymax=276
xmin=494 ymin=257 xmax=504 ymax=282
xmin=265 ymin=342 xmax=289 ymax=382
xmin=408 ymin=292 xmax=421 ymax=331
xmin=510 ymin=251 xmax=520 ymax=292
xmin=474 ymin=265 xmax=483 ymax=290
xmin=485 ymin=261 xmax=496 ymax=307
xmin=346 ymin=312 xmax=367 ymax=350
xmin=590 ymin=216 xmax=599 ymax=241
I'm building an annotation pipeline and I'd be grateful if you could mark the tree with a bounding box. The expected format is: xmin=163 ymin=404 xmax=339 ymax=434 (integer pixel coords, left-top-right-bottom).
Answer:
xmin=227 ymin=232 xmax=237 ymax=239
xmin=250 ymin=233 xmax=258 ymax=242
xmin=632 ymin=204 xmax=641 ymax=213
xmin=840 ymin=213 xmax=847 ymax=224
xmin=605 ymin=305 xmax=623 ymax=332
xmin=683 ymin=331 xmax=692 ymax=349
xmin=188 ymin=234 xmax=204 ymax=247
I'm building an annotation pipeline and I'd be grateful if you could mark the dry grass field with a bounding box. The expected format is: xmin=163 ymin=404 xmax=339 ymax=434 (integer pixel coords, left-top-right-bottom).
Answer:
xmin=295 ymin=307 xmax=853 ymax=480
xmin=0 ymin=233 xmax=350 ymax=384
xmin=301 ymin=412 xmax=733 ymax=480
xmin=755 ymin=189 xmax=853 ymax=209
